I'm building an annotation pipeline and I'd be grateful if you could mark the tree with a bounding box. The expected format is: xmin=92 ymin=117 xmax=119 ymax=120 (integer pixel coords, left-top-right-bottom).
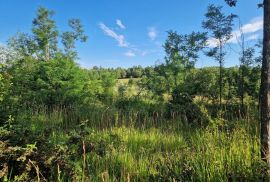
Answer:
xmin=32 ymin=7 xmax=58 ymax=61
xmin=0 ymin=45 xmax=20 ymax=122
xmin=164 ymin=31 xmax=207 ymax=68
xmin=202 ymin=4 xmax=236 ymax=107
xmin=163 ymin=31 xmax=207 ymax=88
xmin=61 ymin=19 xmax=88 ymax=59
xmin=8 ymin=7 xmax=87 ymax=62
xmin=0 ymin=64 xmax=11 ymax=108
xmin=260 ymin=0 xmax=270 ymax=166
xmin=8 ymin=55 xmax=87 ymax=108
xmin=0 ymin=45 xmax=21 ymax=65
xmin=225 ymin=0 xmax=237 ymax=7
xmin=0 ymin=64 xmax=8 ymax=122
xmin=8 ymin=32 xmax=37 ymax=57
xmin=3 ymin=7 xmax=88 ymax=109
xmin=239 ymin=46 xmax=255 ymax=110
xmin=184 ymin=68 xmax=219 ymax=101
xmin=225 ymin=0 xmax=270 ymax=170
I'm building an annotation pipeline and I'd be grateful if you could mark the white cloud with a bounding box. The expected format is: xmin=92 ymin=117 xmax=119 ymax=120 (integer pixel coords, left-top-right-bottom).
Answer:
xmin=247 ymin=34 xmax=260 ymax=41
xmin=99 ymin=22 xmax=128 ymax=47
xmin=241 ymin=17 xmax=263 ymax=34
xmin=229 ymin=17 xmax=263 ymax=43
xmin=141 ymin=49 xmax=160 ymax=56
xmin=207 ymin=38 xmax=220 ymax=48
xmin=124 ymin=50 xmax=136 ymax=57
xmin=207 ymin=17 xmax=263 ymax=47
xmin=116 ymin=19 xmax=126 ymax=29
xmin=141 ymin=51 xmax=148 ymax=56
xmin=148 ymin=27 xmax=157 ymax=41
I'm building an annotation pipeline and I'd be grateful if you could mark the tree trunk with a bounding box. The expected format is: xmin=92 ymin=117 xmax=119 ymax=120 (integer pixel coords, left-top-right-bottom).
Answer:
xmin=219 ymin=42 xmax=223 ymax=109
xmin=240 ymin=65 xmax=244 ymax=111
xmin=260 ymin=0 xmax=270 ymax=166
xmin=219 ymin=60 xmax=222 ymax=108
xmin=240 ymin=31 xmax=245 ymax=112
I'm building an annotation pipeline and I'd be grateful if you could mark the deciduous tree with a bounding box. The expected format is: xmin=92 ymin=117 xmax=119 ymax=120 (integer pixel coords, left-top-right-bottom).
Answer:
xmin=202 ymin=4 xmax=236 ymax=107
xmin=225 ymin=0 xmax=270 ymax=170
xmin=32 ymin=7 xmax=58 ymax=61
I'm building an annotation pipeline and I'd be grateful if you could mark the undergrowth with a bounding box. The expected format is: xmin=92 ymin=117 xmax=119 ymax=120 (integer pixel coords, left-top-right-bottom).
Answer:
xmin=0 ymin=113 xmax=268 ymax=181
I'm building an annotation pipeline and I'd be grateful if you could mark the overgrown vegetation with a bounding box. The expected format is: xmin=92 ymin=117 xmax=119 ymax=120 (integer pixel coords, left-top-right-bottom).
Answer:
xmin=0 ymin=2 xmax=269 ymax=181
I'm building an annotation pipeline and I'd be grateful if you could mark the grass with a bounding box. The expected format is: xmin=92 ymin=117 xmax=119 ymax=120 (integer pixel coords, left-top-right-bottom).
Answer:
xmin=45 ymin=118 xmax=264 ymax=181
xmin=116 ymin=78 xmax=141 ymax=97
xmin=2 ymin=102 xmax=267 ymax=181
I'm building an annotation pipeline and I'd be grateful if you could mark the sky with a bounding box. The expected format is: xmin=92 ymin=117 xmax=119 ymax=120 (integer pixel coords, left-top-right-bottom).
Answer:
xmin=0 ymin=0 xmax=263 ymax=68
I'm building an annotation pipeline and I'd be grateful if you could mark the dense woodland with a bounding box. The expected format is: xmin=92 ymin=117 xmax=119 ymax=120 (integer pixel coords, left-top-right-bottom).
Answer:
xmin=1 ymin=1 xmax=270 ymax=181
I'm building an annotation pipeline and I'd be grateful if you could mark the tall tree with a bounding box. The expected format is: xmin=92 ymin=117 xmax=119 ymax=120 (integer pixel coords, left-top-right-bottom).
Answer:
xmin=236 ymin=21 xmax=256 ymax=110
xmin=260 ymin=0 xmax=270 ymax=166
xmin=32 ymin=7 xmax=58 ymax=61
xmin=202 ymin=4 xmax=236 ymax=107
xmin=163 ymin=30 xmax=207 ymax=87
xmin=9 ymin=8 xmax=87 ymax=61
xmin=61 ymin=19 xmax=88 ymax=59
xmin=225 ymin=0 xmax=270 ymax=169
xmin=239 ymin=46 xmax=255 ymax=110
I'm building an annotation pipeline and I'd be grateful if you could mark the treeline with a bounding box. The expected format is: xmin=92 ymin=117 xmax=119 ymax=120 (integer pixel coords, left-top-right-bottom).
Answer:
xmin=0 ymin=4 xmax=263 ymax=122
xmin=91 ymin=66 xmax=145 ymax=79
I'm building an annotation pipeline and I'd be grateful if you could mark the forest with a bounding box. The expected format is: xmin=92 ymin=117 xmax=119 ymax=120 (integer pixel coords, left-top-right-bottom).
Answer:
xmin=1 ymin=0 xmax=270 ymax=181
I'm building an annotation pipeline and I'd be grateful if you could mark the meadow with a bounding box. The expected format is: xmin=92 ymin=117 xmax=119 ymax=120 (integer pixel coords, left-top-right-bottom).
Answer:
xmin=1 ymin=90 xmax=267 ymax=181
xmin=1 ymin=2 xmax=269 ymax=181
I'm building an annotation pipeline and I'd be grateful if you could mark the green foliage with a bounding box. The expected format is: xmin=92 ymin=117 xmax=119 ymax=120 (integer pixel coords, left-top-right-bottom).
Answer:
xmin=8 ymin=7 xmax=87 ymax=61
xmin=7 ymin=55 xmax=87 ymax=108
xmin=202 ymin=4 xmax=237 ymax=106
xmin=184 ymin=68 xmax=219 ymax=99
xmin=37 ymin=56 xmax=86 ymax=106
xmin=203 ymin=5 xmax=236 ymax=48
xmin=8 ymin=32 xmax=37 ymax=57
xmin=0 ymin=64 xmax=13 ymax=122
xmin=164 ymin=30 xmax=207 ymax=67
xmin=32 ymin=7 xmax=58 ymax=61
xmin=0 ymin=118 xmax=79 ymax=181
xmin=62 ymin=19 xmax=88 ymax=59
xmin=2 ymin=117 xmax=267 ymax=181
xmin=167 ymin=87 xmax=211 ymax=126
xmin=142 ymin=30 xmax=207 ymax=102
xmin=118 ymin=84 xmax=128 ymax=97
xmin=225 ymin=0 xmax=237 ymax=6
xmin=0 ymin=66 xmax=7 ymax=103
xmin=0 ymin=4 xmax=266 ymax=181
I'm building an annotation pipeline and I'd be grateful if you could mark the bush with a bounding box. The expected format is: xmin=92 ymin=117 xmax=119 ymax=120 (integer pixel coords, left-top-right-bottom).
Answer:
xmin=167 ymin=87 xmax=210 ymax=126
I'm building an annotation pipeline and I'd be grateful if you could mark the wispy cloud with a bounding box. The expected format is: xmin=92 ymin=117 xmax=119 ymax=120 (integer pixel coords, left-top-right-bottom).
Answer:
xmin=148 ymin=27 xmax=157 ymax=41
xmin=207 ymin=17 xmax=263 ymax=47
xmin=240 ymin=17 xmax=263 ymax=34
xmin=124 ymin=50 xmax=136 ymax=57
xmin=141 ymin=49 xmax=160 ymax=56
xmin=229 ymin=17 xmax=263 ymax=43
xmin=246 ymin=34 xmax=260 ymax=41
xmin=207 ymin=38 xmax=219 ymax=47
xmin=116 ymin=19 xmax=126 ymax=29
xmin=99 ymin=22 xmax=128 ymax=47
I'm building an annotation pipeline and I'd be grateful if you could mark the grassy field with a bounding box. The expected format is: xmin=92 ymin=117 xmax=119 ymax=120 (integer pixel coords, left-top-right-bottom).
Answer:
xmin=1 ymin=2 xmax=268 ymax=181
xmin=1 ymin=78 xmax=266 ymax=181
xmin=43 ymin=119 xmax=263 ymax=181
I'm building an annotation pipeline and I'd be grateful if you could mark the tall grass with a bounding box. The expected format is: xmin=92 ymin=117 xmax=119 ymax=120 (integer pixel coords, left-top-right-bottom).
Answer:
xmin=45 ymin=118 xmax=265 ymax=181
xmin=10 ymin=103 xmax=267 ymax=181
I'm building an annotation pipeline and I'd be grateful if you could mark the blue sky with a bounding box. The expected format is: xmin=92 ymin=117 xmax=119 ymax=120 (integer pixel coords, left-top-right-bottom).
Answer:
xmin=0 ymin=0 xmax=263 ymax=68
